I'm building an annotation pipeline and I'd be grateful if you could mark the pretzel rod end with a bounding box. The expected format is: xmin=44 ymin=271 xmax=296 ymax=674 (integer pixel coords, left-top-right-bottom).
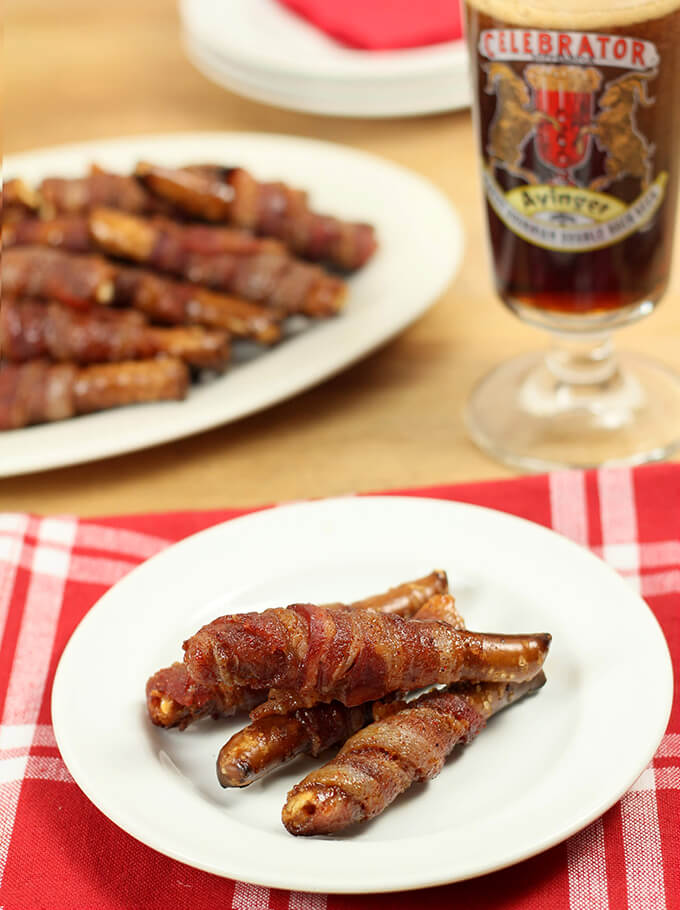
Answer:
xmin=217 ymin=723 xmax=272 ymax=787
xmin=217 ymin=753 xmax=254 ymax=789
xmin=282 ymin=786 xmax=358 ymax=837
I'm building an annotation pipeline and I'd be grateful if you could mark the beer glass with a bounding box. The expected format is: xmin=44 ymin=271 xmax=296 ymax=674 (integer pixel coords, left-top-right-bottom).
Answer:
xmin=464 ymin=0 xmax=680 ymax=469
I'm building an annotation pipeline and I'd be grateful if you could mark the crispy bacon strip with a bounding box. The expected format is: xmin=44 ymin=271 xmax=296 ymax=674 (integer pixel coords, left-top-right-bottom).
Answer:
xmin=89 ymin=208 xmax=347 ymax=317
xmin=113 ymin=269 xmax=283 ymax=345
xmin=3 ymin=247 xmax=115 ymax=308
xmin=0 ymin=358 xmax=188 ymax=430
xmin=136 ymin=162 xmax=377 ymax=271
xmin=3 ymin=215 xmax=93 ymax=253
xmin=217 ymin=592 xmax=463 ymax=787
xmin=282 ymin=671 xmax=547 ymax=835
xmin=183 ymin=604 xmax=551 ymax=714
xmin=1 ymin=299 xmax=230 ymax=369
xmin=147 ymin=571 xmax=449 ymax=730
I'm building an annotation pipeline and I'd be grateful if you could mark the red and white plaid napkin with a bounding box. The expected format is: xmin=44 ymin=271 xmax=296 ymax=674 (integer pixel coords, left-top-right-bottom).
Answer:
xmin=1 ymin=464 xmax=678 ymax=910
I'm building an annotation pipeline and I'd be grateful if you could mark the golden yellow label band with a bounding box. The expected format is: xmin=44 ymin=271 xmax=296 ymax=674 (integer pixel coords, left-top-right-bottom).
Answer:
xmin=484 ymin=170 xmax=668 ymax=253
xmin=506 ymin=184 xmax=628 ymax=223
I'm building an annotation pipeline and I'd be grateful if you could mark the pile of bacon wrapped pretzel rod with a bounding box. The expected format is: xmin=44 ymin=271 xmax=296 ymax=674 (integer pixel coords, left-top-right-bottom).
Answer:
xmin=146 ymin=570 xmax=551 ymax=836
xmin=1 ymin=163 xmax=377 ymax=430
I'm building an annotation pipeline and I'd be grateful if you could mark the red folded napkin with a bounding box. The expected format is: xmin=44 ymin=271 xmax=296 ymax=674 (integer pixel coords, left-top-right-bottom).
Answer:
xmin=1 ymin=463 xmax=678 ymax=910
xmin=278 ymin=0 xmax=464 ymax=50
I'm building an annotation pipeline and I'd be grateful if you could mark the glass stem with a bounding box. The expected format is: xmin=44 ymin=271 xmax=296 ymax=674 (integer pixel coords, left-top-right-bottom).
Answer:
xmin=545 ymin=333 xmax=619 ymax=387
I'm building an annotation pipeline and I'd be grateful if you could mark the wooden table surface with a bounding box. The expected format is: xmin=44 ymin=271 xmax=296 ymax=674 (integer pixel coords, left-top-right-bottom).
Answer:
xmin=4 ymin=0 xmax=679 ymax=516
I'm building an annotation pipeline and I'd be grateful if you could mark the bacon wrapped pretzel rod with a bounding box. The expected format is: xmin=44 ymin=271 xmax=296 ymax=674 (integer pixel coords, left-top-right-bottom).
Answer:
xmin=147 ymin=570 xmax=449 ymax=730
xmin=89 ymin=208 xmax=347 ymax=317
xmin=183 ymin=604 xmax=551 ymax=715
xmin=90 ymin=207 xmax=283 ymax=259
xmin=244 ymin=618 xmax=549 ymax=719
xmin=0 ymin=358 xmax=188 ymax=430
xmin=4 ymin=247 xmax=115 ymax=308
xmin=3 ymin=215 xmax=93 ymax=254
xmin=193 ymin=165 xmax=377 ymax=271
xmin=113 ymin=269 xmax=283 ymax=345
xmin=136 ymin=162 xmax=377 ymax=271
xmin=282 ymin=671 xmax=546 ymax=835
xmin=1 ymin=299 xmax=230 ymax=369
xmin=37 ymin=165 xmax=170 ymax=218
xmin=139 ymin=163 xmax=308 ymax=224
xmin=217 ymin=592 xmax=463 ymax=787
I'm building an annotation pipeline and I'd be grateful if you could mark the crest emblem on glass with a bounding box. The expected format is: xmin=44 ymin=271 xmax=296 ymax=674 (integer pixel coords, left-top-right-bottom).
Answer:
xmin=464 ymin=0 xmax=680 ymax=470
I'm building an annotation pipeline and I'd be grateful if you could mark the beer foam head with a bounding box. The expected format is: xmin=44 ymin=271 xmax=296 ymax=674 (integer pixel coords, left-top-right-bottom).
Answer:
xmin=525 ymin=65 xmax=603 ymax=91
xmin=465 ymin=0 xmax=680 ymax=29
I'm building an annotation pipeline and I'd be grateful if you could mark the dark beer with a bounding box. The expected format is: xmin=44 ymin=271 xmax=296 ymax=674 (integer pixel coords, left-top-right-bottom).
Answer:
xmin=466 ymin=0 xmax=680 ymax=321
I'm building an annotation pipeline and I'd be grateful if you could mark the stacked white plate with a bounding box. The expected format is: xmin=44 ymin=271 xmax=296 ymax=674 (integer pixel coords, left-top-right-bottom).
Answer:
xmin=180 ymin=0 xmax=470 ymax=118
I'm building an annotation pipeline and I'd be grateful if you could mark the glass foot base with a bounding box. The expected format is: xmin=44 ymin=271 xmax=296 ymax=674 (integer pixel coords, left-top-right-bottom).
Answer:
xmin=465 ymin=351 xmax=680 ymax=472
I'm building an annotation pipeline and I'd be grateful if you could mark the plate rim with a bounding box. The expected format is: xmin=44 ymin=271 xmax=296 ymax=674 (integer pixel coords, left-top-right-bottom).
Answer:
xmin=2 ymin=131 xmax=464 ymax=477
xmin=51 ymin=494 xmax=674 ymax=893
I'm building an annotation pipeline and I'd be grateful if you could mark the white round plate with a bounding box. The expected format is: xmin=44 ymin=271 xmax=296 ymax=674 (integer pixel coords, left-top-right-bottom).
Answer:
xmin=180 ymin=0 xmax=470 ymax=117
xmin=52 ymin=496 xmax=673 ymax=894
xmin=2 ymin=133 xmax=462 ymax=477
